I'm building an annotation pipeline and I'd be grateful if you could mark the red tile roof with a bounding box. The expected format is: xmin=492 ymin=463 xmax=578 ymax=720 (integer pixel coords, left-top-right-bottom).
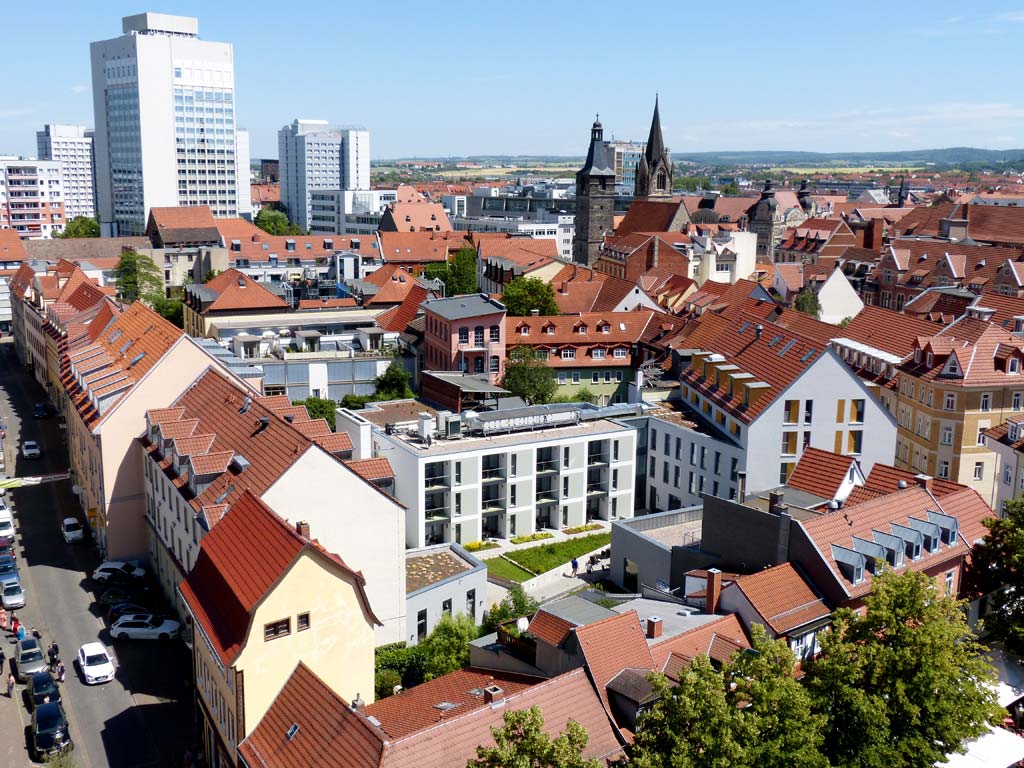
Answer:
xmin=375 ymin=284 xmax=430 ymax=332
xmin=798 ymin=486 xmax=990 ymax=599
xmin=379 ymin=202 xmax=452 ymax=233
xmin=859 ymin=462 xmax=966 ymax=498
xmin=967 ymin=204 xmax=1024 ymax=245
xmin=148 ymin=205 xmax=220 ymax=245
xmin=297 ymin=298 xmax=357 ymax=309
xmin=364 ymin=668 xmax=540 ymax=739
xmin=840 ymin=305 xmax=937 ymax=359
xmin=343 ymin=458 xmax=394 ymax=482
xmin=650 ymin=614 xmax=750 ymax=671
xmin=727 ymin=564 xmax=830 ymax=635
xmin=250 ymin=183 xmax=280 ymax=204
xmin=527 ymin=610 xmax=576 ymax=647
xmin=477 ymin=237 xmax=557 ymax=271
xmin=574 ymin=611 xmax=654 ymax=720
xmin=179 ymin=490 xmax=375 ymax=665
xmin=215 ymin=218 xmax=371 ymax=263
xmin=902 ymin=315 xmax=1024 ymax=386
xmin=786 ymin=447 xmax=859 ymax=501
xmin=0 ymin=229 xmax=27 ymax=263
xmin=202 ymin=269 xmax=289 ymax=312
xmin=892 ymin=203 xmax=958 ymax=238
xmin=377 ymin=231 xmax=470 ymax=265
xmin=239 ymin=662 xmax=384 ymax=768
xmin=617 ymin=198 xmax=689 ymax=236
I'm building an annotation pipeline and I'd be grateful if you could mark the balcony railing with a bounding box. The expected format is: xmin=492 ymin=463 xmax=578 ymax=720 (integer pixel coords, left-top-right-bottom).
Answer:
xmin=586 ymin=482 xmax=608 ymax=495
xmin=587 ymin=453 xmax=609 ymax=467
xmin=481 ymin=467 xmax=505 ymax=482
xmin=424 ymin=474 xmax=449 ymax=490
xmin=424 ymin=505 xmax=450 ymax=521
xmin=535 ymin=460 xmax=558 ymax=473
xmin=482 ymin=498 xmax=505 ymax=513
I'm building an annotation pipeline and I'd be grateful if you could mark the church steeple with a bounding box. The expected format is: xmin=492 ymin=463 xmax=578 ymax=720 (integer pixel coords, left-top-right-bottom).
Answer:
xmin=635 ymin=96 xmax=673 ymax=199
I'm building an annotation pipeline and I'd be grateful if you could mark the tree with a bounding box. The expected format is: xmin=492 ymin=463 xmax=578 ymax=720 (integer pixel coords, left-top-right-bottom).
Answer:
xmin=631 ymin=656 xmax=748 ymax=768
xmin=502 ymin=277 xmax=559 ymax=317
xmin=503 ymin=347 xmax=557 ymax=405
xmin=973 ymin=497 xmax=1024 ymax=651
xmin=793 ymin=288 xmax=821 ymax=318
xmin=373 ymin=360 xmax=414 ymax=400
xmin=294 ymin=396 xmax=338 ymax=430
xmin=114 ymin=250 xmax=164 ymax=304
xmin=375 ymin=668 xmax=402 ymax=700
xmin=420 ymin=613 xmax=478 ymax=680
xmin=153 ymin=297 xmax=183 ymax=328
xmin=482 ymin=586 xmax=540 ymax=634
xmin=728 ymin=626 xmax=828 ymax=768
xmin=59 ymin=216 xmax=99 ymax=238
xmin=202 ymin=268 xmax=221 ymax=283
xmin=468 ymin=706 xmax=601 ymax=768
xmin=341 ymin=394 xmax=372 ymax=410
xmin=254 ymin=207 xmax=304 ymax=236
xmin=804 ymin=569 xmax=1000 ymax=768
xmin=426 ymin=246 xmax=478 ymax=296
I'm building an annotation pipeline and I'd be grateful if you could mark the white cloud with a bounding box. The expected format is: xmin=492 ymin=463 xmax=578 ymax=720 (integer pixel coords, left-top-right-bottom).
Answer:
xmin=70 ymin=84 xmax=88 ymax=94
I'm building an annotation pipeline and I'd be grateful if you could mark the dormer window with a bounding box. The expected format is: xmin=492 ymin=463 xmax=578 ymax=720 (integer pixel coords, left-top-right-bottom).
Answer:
xmin=914 ymin=349 xmax=921 ymax=363
xmin=1012 ymin=358 xmax=1021 ymax=374
xmin=545 ymin=325 xmax=555 ymax=335
xmin=926 ymin=352 xmax=933 ymax=367
xmin=520 ymin=325 xmax=529 ymax=336
xmin=285 ymin=239 xmax=296 ymax=252
xmin=576 ymin=324 xmax=587 ymax=335
xmin=600 ymin=324 xmax=610 ymax=334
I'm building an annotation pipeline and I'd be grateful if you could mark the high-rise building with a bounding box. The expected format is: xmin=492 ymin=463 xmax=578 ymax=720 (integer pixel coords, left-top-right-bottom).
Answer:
xmin=607 ymin=140 xmax=645 ymax=191
xmin=36 ymin=124 xmax=96 ymax=221
xmin=90 ymin=13 xmax=242 ymax=236
xmin=0 ymin=159 xmax=65 ymax=239
xmin=235 ymin=128 xmax=251 ymax=219
xmin=278 ymin=119 xmax=370 ymax=232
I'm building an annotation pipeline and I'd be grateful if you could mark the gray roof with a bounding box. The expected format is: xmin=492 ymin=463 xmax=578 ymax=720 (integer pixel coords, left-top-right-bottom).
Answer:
xmin=422 ymin=294 xmax=506 ymax=321
xmin=539 ymin=595 xmax=615 ymax=627
xmin=606 ymin=668 xmax=659 ymax=704
xmin=422 ymin=371 xmax=510 ymax=394
xmin=24 ymin=237 xmax=152 ymax=262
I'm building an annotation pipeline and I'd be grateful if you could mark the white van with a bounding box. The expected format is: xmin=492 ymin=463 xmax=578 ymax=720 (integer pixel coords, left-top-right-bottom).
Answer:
xmin=0 ymin=507 xmax=13 ymax=539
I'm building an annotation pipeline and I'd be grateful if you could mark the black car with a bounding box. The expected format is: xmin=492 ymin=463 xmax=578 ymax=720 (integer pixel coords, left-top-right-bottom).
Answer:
xmin=31 ymin=404 xmax=47 ymax=419
xmin=30 ymin=701 xmax=72 ymax=761
xmin=96 ymin=583 xmax=153 ymax=606
xmin=106 ymin=602 xmax=156 ymax=622
xmin=27 ymin=671 xmax=61 ymax=711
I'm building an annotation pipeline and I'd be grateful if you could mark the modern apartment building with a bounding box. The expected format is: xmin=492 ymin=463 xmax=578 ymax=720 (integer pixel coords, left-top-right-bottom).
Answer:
xmin=0 ymin=159 xmax=65 ymax=238
xmin=607 ymin=140 xmax=646 ymax=191
xmin=278 ymin=119 xmax=370 ymax=231
xmin=90 ymin=13 xmax=243 ymax=236
xmin=36 ymin=125 xmax=96 ymax=221
xmin=338 ymin=402 xmax=638 ymax=548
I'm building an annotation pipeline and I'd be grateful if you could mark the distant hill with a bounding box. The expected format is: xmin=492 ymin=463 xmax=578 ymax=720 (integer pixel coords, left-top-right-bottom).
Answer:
xmin=671 ymin=147 xmax=1024 ymax=166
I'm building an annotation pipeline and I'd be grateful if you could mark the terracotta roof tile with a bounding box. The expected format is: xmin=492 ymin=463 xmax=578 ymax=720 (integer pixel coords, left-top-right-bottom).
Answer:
xmin=527 ymin=611 xmax=576 ymax=647
xmin=297 ymin=298 xmax=357 ymax=309
xmin=651 ymin=614 xmax=750 ymax=672
xmin=617 ymin=198 xmax=690 ymax=236
xmin=860 ymin=462 xmax=965 ymax=498
xmin=786 ymin=447 xmax=859 ymax=500
xmin=380 ymin=202 xmax=452 ymax=234
xmin=378 ymin=231 xmax=469 ymax=265
xmin=0 ymin=229 xmax=27 ymax=263
xmin=215 ymin=218 xmax=371 ymax=264
xmin=201 ymin=269 xmax=290 ymax=312
xmin=343 ymin=458 xmax=394 ymax=482
xmin=477 ymin=237 xmax=557 ymax=270
xmin=727 ymin=564 xmax=830 ymax=635
xmin=967 ymin=205 xmax=1024 ymax=245
xmin=574 ymin=611 xmax=654 ymax=719
xmin=892 ymin=203 xmax=958 ymax=238
xmin=375 ymin=284 xmax=430 ymax=332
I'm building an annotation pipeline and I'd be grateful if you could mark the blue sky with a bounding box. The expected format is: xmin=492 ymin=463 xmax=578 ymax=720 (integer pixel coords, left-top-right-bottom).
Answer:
xmin=5 ymin=1 xmax=1024 ymax=160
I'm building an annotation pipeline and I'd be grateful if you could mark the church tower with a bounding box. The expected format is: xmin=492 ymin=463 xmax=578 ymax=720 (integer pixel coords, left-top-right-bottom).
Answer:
xmin=634 ymin=97 xmax=673 ymax=199
xmin=573 ymin=116 xmax=616 ymax=266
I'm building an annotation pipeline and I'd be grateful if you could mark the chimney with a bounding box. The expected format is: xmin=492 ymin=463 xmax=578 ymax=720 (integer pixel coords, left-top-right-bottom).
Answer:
xmin=651 ymin=237 xmax=659 ymax=269
xmin=914 ymin=474 xmax=934 ymax=492
xmin=572 ymin=263 xmax=578 ymax=280
xmin=559 ymin=281 xmax=569 ymax=295
xmin=769 ymin=490 xmax=786 ymax=516
xmin=706 ymin=569 xmax=722 ymax=615
xmin=737 ymin=471 xmax=747 ymax=504
xmin=483 ymin=684 xmax=505 ymax=706
xmin=530 ymin=309 xmax=540 ymax=316
xmin=754 ymin=324 xmax=764 ymax=341
xmin=646 ymin=616 xmax=663 ymax=639
xmin=295 ymin=520 xmax=310 ymax=539
xmin=867 ymin=217 xmax=883 ymax=251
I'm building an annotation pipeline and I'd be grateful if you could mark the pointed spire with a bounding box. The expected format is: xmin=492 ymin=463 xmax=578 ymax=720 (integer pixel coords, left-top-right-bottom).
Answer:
xmin=644 ymin=96 xmax=666 ymax=167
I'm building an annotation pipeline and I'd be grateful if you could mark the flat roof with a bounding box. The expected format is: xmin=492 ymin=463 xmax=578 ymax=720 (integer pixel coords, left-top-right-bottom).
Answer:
xmin=540 ymin=595 xmax=616 ymax=627
xmin=613 ymin=597 xmax=725 ymax=645
xmin=641 ymin=518 xmax=703 ymax=549
xmin=423 ymin=371 xmax=510 ymax=394
xmin=422 ymin=294 xmax=506 ymax=321
xmin=405 ymin=546 xmax=473 ymax=593
xmin=360 ymin=399 xmax=439 ymax=427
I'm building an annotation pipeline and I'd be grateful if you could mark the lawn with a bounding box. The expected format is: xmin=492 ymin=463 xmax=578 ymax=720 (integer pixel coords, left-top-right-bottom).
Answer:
xmin=506 ymin=533 xmax=611 ymax=576
xmin=486 ymin=557 xmax=535 ymax=583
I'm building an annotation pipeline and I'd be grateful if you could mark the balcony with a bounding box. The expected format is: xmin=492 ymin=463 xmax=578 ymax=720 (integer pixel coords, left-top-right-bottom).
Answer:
xmin=586 ymin=482 xmax=608 ymax=496
xmin=424 ymin=473 xmax=450 ymax=491
xmin=481 ymin=466 xmax=505 ymax=483
xmin=481 ymin=496 xmax=506 ymax=514
xmin=424 ymin=504 xmax=450 ymax=522
xmin=535 ymin=459 xmax=559 ymax=474
xmin=587 ymin=452 xmax=609 ymax=467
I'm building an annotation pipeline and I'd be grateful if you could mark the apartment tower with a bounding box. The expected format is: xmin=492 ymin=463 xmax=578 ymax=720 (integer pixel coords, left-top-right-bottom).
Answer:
xmin=36 ymin=124 xmax=96 ymax=221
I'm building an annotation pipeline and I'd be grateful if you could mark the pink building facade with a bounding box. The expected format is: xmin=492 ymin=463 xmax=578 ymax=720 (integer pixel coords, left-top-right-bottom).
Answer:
xmin=423 ymin=295 xmax=508 ymax=383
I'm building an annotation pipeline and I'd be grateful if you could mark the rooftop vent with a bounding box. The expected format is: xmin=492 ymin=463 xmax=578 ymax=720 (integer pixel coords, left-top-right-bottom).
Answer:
xmin=230 ymin=454 xmax=250 ymax=473
xmin=214 ymin=483 xmax=235 ymax=504
xmin=284 ymin=414 xmax=294 ymax=423
xmin=239 ymin=396 xmax=253 ymax=414
xmin=433 ymin=701 xmax=459 ymax=711
xmin=483 ymin=685 xmax=504 ymax=706
xmin=257 ymin=416 xmax=270 ymax=430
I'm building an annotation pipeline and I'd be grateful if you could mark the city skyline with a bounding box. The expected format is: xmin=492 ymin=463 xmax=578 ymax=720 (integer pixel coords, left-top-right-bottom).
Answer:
xmin=5 ymin=1 xmax=1024 ymax=161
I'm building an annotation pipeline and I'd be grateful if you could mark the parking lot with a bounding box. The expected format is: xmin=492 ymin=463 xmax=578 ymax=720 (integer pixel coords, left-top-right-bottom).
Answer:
xmin=0 ymin=340 xmax=194 ymax=767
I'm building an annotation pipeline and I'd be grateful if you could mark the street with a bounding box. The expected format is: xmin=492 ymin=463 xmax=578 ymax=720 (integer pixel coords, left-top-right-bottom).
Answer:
xmin=0 ymin=339 xmax=193 ymax=768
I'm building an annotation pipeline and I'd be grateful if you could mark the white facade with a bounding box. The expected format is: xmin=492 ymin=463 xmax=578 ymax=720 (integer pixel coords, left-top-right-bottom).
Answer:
xmin=984 ymin=422 xmax=1024 ymax=515
xmin=308 ymin=189 xmax=396 ymax=235
xmin=36 ymin=124 xmax=96 ymax=220
xmin=234 ymin=128 xmax=252 ymax=219
xmin=815 ymin=269 xmax=865 ymax=325
xmin=279 ymin=119 xmax=371 ymax=232
xmin=337 ymin=406 xmax=638 ymax=549
xmin=686 ymin=231 xmax=757 ymax=286
xmin=451 ymin=214 xmax=575 ymax=260
xmin=90 ymin=13 xmax=242 ymax=236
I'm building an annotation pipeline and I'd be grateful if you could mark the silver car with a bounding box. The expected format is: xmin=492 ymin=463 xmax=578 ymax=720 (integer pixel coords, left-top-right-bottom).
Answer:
xmin=2 ymin=580 xmax=25 ymax=609
xmin=14 ymin=638 xmax=47 ymax=682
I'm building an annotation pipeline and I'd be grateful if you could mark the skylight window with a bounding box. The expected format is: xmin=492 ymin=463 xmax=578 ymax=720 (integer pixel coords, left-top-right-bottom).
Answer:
xmin=738 ymin=321 xmax=750 ymax=334
xmin=800 ymin=349 xmax=816 ymax=362
xmin=767 ymin=335 xmax=783 ymax=347
xmin=778 ymin=339 xmax=797 ymax=357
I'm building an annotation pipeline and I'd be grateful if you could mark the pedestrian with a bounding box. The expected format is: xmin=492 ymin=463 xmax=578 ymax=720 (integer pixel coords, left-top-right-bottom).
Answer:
xmin=586 ymin=560 xmax=594 ymax=579
xmin=6 ymin=673 xmax=13 ymax=698
xmin=10 ymin=617 xmax=19 ymax=638
xmin=0 ymin=607 xmax=7 ymax=632
xmin=0 ymin=645 xmax=5 ymax=670
xmin=56 ymin=661 xmax=65 ymax=684
xmin=16 ymin=625 xmax=25 ymax=642
xmin=571 ymin=557 xmax=579 ymax=577
xmin=30 ymin=627 xmax=40 ymax=640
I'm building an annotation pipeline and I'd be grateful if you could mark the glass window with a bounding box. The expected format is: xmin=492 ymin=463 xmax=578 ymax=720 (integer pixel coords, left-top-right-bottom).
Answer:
xmin=297 ymin=612 xmax=310 ymax=632
xmin=417 ymin=609 xmax=427 ymax=642
xmin=466 ymin=589 xmax=476 ymax=620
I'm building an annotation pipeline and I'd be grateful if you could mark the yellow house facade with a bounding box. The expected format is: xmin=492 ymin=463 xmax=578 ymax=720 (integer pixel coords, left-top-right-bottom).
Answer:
xmin=180 ymin=490 xmax=377 ymax=768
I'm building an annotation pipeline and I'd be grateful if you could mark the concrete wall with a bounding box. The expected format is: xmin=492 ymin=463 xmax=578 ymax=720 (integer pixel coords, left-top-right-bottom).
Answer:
xmin=609 ymin=508 xmax=703 ymax=591
xmin=404 ymin=544 xmax=487 ymax=645
xmin=701 ymin=495 xmax=792 ymax=573
xmin=817 ymin=270 xmax=864 ymax=325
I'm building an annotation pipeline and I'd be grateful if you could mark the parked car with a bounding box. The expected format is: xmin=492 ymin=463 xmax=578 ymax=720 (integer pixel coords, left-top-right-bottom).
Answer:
xmin=0 ymin=535 xmax=16 ymax=560
xmin=0 ymin=510 xmax=14 ymax=540
xmin=30 ymin=701 xmax=72 ymax=762
xmin=91 ymin=561 xmax=144 ymax=583
xmin=32 ymin=403 xmax=47 ymax=419
xmin=60 ymin=518 xmax=84 ymax=544
xmin=21 ymin=440 xmax=41 ymax=459
xmin=105 ymin=602 xmax=154 ymax=622
xmin=0 ymin=555 xmax=18 ymax=587
xmin=27 ymin=670 xmax=61 ymax=710
xmin=14 ymin=638 xmax=47 ymax=682
xmin=3 ymin=580 xmax=25 ymax=609
xmin=77 ymin=643 xmax=114 ymax=685
xmin=97 ymin=582 xmax=154 ymax=606
xmin=110 ymin=615 xmax=181 ymax=641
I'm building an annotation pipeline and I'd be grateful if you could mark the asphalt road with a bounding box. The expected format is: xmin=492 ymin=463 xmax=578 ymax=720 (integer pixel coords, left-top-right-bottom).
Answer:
xmin=0 ymin=340 xmax=194 ymax=767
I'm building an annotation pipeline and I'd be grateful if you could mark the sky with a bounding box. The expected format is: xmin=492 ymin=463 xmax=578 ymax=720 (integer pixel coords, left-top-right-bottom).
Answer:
xmin=5 ymin=1 xmax=1024 ymax=160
